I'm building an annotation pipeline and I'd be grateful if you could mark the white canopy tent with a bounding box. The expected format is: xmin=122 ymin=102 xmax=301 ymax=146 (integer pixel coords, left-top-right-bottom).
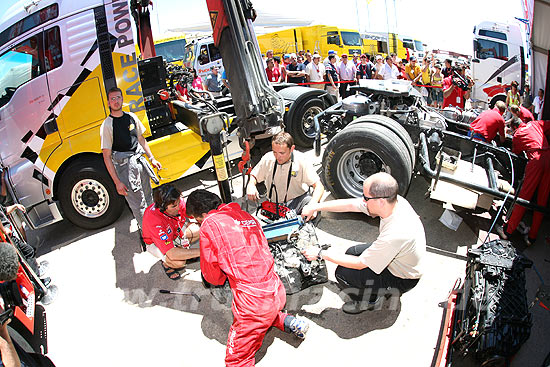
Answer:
xmin=525 ymin=0 xmax=550 ymax=118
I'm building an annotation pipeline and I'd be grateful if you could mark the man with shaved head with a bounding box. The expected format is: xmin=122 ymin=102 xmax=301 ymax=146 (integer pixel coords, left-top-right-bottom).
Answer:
xmin=301 ymin=173 xmax=426 ymax=314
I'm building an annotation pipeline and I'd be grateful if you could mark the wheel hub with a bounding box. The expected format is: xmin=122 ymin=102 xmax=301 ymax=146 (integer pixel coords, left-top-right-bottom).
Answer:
xmin=357 ymin=152 xmax=384 ymax=177
xmin=71 ymin=179 xmax=110 ymax=218
xmin=81 ymin=189 xmax=100 ymax=207
xmin=302 ymin=106 xmax=323 ymax=138
xmin=336 ymin=148 xmax=391 ymax=197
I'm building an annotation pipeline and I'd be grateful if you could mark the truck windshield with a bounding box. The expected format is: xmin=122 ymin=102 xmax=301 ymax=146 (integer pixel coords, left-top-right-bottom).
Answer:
xmin=156 ymin=39 xmax=186 ymax=63
xmin=475 ymin=39 xmax=509 ymax=61
xmin=341 ymin=31 xmax=362 ymax=46
xmin=414 ymin=40 xmax=424 ymax=51
xmin=402 ymin=40 xmax=414 ymax=50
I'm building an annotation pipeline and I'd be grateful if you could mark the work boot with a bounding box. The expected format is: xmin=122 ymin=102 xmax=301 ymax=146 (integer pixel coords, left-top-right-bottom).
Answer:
xmin=284 ymin=315 xmax=309 ymax=339
xmin=342 ymin=296 xmax=381 ymax=314
xmin=524 ymin=234 xmax=535 ymax=247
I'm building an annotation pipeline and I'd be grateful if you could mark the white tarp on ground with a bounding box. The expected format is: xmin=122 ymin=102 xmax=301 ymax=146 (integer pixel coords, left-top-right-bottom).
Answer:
xmin=524 ymin=0 xmax=550 ymax=105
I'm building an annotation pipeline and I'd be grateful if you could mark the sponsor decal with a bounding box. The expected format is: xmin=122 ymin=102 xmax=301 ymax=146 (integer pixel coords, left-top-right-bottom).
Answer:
xmin=233 ymin=219 xmax=258 ymax=228
xmin=160 ymin=234 xmax=168 ymax=241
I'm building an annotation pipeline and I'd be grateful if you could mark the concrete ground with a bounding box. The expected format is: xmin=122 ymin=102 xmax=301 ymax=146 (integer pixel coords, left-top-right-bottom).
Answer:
xmin=28 ymin=151 xmax=550 ymax=367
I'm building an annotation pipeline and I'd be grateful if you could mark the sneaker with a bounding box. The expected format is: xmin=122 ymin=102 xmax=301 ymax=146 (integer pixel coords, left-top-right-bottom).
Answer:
xmin=495 ymin=225 xmax=509 ymax=240
xmin=37 ymin=260 xmax=49 ymax=278
xmin=40 ymin=277 xmax=51 ymax=287
xmin=284 ymin=315 xmax=309 ymax=339
xmin=518 ymin=222 xmax=530 ymax=235
xmin=524 ymin=235 xmax=535 ymax=246
xmin=342 ymin=297 xmax=381 ymax=314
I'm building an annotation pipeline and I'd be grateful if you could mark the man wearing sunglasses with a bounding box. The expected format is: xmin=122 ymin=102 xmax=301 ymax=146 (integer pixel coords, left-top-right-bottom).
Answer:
xmin=301 ymin=172 xmax=425 ymax=314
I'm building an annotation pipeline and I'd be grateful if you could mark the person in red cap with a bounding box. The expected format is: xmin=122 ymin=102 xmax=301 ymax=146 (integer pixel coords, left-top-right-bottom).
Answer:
xmin=186 ymin=189 xmax=309 ymax=367
xmin=500 ymin=119 xmax=550 ymax=246
xmin=142 ymin=184 xmax=200 ymax=280
xmin=468 ymin=100 xmax=507 ymax=143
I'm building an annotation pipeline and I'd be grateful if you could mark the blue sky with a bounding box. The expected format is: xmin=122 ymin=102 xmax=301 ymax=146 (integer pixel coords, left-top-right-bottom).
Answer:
xmin=0 ymin=0 xmax=525 ymax=55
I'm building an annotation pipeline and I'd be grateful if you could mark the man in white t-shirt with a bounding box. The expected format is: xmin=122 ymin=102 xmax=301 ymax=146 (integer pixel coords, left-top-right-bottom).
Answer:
xmin=302 ymin=172 xmax=425 ymax=314
xmin=533 ymin=88 xmax=544 ymax=120
xmin=381 ymin=55 xmax=399 ymax=80
xmin=305 ymin=53 xmax=325 ymax=90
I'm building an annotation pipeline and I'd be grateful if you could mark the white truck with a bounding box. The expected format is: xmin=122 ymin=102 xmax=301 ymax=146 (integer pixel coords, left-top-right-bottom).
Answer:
xmin=470 ymin=21 xmax=526 ymax=109
xmin=183 ymin=36 xmax=224 ymax=81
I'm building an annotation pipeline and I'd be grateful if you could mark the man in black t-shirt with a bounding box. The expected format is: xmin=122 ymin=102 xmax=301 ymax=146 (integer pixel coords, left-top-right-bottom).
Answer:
xmin=100 ymin=87 xmax=162 ymax=230
xmin=285 ymin=54 xmax=306 ymax=84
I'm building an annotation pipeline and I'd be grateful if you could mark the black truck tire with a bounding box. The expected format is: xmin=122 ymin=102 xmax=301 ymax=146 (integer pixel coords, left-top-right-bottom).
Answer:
xmin=348 ymin=114 xmax=416 ymax=169
xmin=322 ymin=122 xmax=412 ymax=198
xmin=58 ymin=159 xmax=125 ymax=229
xmin=289 ymin=98 xmax=324 ymax=148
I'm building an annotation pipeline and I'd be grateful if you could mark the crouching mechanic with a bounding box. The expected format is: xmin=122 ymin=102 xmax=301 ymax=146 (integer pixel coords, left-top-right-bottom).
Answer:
xmin=468 ymin=100 xmax=506 ymax=143
xmin=186 ymin=189 xmax=309 ymax=367
xmin=246 ymin=132 xmax=324 ymax=219
xmin=142 ymin=185 xmax=200 ymax=280
xmin=302 ymin=173 xmax=426 ymax=314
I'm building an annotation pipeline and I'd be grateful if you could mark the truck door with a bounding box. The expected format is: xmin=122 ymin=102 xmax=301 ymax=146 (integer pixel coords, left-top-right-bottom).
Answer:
xmin=0 ymin=28 xmax=63 ymax=228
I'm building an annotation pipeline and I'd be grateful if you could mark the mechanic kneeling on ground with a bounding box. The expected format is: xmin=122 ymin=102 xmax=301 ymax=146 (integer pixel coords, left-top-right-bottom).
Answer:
xmin=301 ymin=172 xmax=426 ymax=314
xmin=142 ymin=185 xmax=200 ymax=280
xmin=246 ymin=132 xmax=324 ymax=219
xmin=186 ymin=189 xmax=309 ymax=367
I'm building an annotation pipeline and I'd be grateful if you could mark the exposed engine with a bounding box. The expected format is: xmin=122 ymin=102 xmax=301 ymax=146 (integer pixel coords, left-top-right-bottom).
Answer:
xmin=318 ymin=79 xmax=450 ymax=141
xmin=262 ymin=218 xmax=328 ymax=294
xmin=451 ymin=239 xmax=532 ymax=365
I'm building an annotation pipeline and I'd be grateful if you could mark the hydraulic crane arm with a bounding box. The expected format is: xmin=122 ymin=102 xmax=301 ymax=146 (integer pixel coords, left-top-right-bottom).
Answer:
xmin=130 ymin=0 xmax=156 ymax=59
xmin=206 ymin=0 xmax=285 ymax=143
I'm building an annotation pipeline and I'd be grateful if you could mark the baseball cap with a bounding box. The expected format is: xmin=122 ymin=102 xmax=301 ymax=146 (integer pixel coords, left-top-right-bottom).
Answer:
xmin=375 ymin=55 xmax=383 ymax=61
xmin=312 ymin=53 xmax=321 ymax=59
xmin=328 ymin=50 xmax=336 ymax=55
xmin=284 ymin=54 xmax=290 ymax=59
xmin=410 ymin=56 xmax=417 ymax=61
xmin=341 ymin=53 xmax=348 ymax=57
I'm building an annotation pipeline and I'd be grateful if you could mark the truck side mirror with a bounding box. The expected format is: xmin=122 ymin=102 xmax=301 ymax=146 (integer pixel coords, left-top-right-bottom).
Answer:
xmin=472 ymin=59 xmax=480 ymax=63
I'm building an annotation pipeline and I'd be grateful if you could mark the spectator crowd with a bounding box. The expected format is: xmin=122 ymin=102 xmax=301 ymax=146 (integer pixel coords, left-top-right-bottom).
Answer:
xmin=261 ymin=49 xmax=478 ymax=107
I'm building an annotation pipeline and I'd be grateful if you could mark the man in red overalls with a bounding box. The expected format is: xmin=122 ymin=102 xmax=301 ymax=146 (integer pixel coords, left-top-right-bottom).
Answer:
xmin=510 ymin=104 xmax=535 ymax=124
xmin=501 ymin=120 xmax=550 ymax=246
xmin=468 ymin=101 xmax=507 ymax=143
xmin=186 ymin=189 xmax=309 ymax=367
